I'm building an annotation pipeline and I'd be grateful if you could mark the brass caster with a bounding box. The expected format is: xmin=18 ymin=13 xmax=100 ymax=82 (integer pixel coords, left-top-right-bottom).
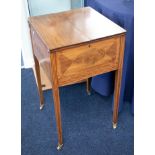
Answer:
xmin=40 ymin=104 xmax=44 ymax=110
xmin=113 ymin=122 xmax=117 ymax=129
xmin=87 ymin=91 xmax=91 ymax=96
xmin=57 ymin=143 xmax=63 ymax=151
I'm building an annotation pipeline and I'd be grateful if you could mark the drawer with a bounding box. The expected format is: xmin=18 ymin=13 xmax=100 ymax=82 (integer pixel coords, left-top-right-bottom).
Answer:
xmin=56 ymin=36 xmax=120 ymax=86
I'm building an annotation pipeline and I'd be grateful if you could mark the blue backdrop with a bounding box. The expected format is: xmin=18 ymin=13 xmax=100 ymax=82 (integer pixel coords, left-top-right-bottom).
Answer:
xmin=84 ymin=0 xmax=134 ymax=113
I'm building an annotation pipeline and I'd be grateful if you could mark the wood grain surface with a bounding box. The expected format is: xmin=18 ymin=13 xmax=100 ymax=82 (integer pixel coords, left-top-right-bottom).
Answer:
xmin=28 ymin=7 xmax=125 ymax=51
xmin=113 ymin=35 xmax=125 ymax=124
xmin=30 ymin=26 xmax=49 ymax=61
xmin=56 ymin=36 xmax=120 ymax=86
xmin=50 ymin=53 xmax=63 ymax=146
xmin=28 ymin=7 xmax=126 ymax=148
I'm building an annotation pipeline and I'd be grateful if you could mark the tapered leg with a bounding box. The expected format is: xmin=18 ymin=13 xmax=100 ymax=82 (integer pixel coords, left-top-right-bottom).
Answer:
xmin=50 ymin=53 xmax=63 ymax=150
xmin=52 ymin=88 xmax=63 ymax=150
xmin=34 ymin=55 xmax=44 ymax=110
xmin=113 ymin=70 xmax=122 ymax=129
xmin=113 ymin=35 xmax=125 ymax=129
xmin=86 ymin=78 xmax=91 ymax=95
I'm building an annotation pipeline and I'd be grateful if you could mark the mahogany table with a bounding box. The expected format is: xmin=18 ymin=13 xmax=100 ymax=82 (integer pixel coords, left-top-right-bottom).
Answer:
xmin=28 ymin=7 xmax=126 ymax=150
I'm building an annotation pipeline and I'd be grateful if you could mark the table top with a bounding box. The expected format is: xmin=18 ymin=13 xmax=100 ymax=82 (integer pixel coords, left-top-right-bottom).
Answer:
xmin=28 ymin=7 xmax=126 ymax=51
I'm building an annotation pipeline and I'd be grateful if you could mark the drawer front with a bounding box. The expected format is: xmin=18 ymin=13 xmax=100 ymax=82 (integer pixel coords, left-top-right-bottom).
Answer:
xmin=56 ymin=36 xmax=120 ymax=86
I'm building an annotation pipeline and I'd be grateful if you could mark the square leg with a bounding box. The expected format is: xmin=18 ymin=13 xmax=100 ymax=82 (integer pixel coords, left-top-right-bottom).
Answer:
xmin=34 ymin=55 xmax=44 ymax=110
